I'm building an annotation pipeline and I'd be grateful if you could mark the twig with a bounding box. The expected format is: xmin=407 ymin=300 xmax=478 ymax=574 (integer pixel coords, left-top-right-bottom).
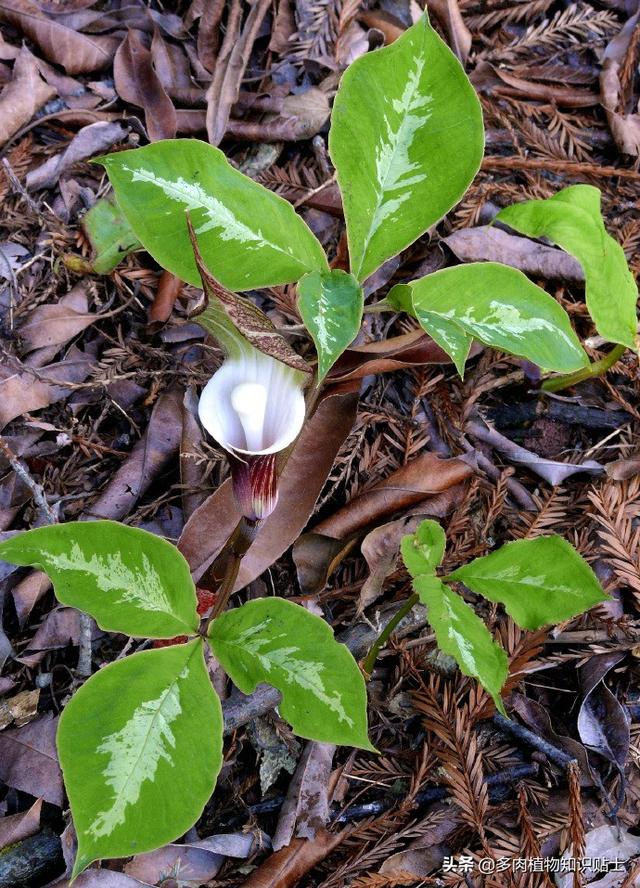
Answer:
xmin=1 ymin=157 xmax=43 ymax=218
xmin=0 ymin=438 xmax=93 ymax=676
xmin=0 ymin=439 xmax=58 ymax=525
xmin=493 ymin=713 xmax=577 ymax=769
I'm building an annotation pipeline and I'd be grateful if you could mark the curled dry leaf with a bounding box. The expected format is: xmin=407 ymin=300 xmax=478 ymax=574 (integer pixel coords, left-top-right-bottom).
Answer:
xmin=466 ymin=416 xmax=603 ymax=486
xmin=0 ymin=713 xmax=64 ymax=806
xmin=359 ymin=514 xmax=424 ymax=613
xmin=25 ymin=122 xmax=128 ymax=191
xmin=147 ymin=270 xmax=183 ymax=332
xmin=427 ymin=0 xmax=471 ymax=64
xmin=313 ymin=453 xmax=473 ymax=539
xmin=0 ymin=46 xmax=55 ymax=147
xmin=292 ymin=533 xmax=359 ymax=596
xmin=124 ymin=833 xmax=262 ymax=886
xmin=239 ymin=829 xmax=346 ymax=888
xmin=179 ymin=385 xmax=359 ymax=588
xmin=600 ymin=11 xmax=640 ymax=156
xmin=472 ymin=60 xmax=599 ymax=108
xmin=227 ymin=88 xmax=330 ymax=142
xmin=0 ymin=798 xmax=42 ymax=852
xmin=113 ymin=30 xmax=176 ymax=142
xmin=0 ymin=1 xmax=118 ymax=75
xmin=606 ymin=454 xmax=640 ymax=480
xmin=205 ymin=0 xmax=271 ymax=146
xmin=329 ymin=329 xmax=482 ymax=382
xmin=578 ymin=652 xmax=630 ymax=773
xmin=444 ymin=226 xmax=584 ymax=281
xmin=84 ymin=385 xmax=183 ymax=520
xmin=273 ymin=741 xmax=336 ymax=850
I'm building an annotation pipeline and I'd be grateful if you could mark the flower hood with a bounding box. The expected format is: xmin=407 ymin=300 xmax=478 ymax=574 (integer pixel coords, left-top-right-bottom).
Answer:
xmin=198 ymin=348 xmax=306 ymax=456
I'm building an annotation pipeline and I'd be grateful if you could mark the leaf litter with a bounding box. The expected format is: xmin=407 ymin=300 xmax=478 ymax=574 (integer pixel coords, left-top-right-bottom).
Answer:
xmin=0 ymin=0 xmax=639 ymax=886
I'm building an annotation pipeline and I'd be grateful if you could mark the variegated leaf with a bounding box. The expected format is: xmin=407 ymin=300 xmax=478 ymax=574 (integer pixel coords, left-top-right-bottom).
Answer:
xmin=448 ymin=535 xmax=608 ymax=630
xmin=497 ymin=185 xmax=638 ymax=348
xmin=400 ymin=518 xmax=446 ymax=576
xmin=329 ymin=14 xmax=483 ymax=282
xmin=413 ymin=574 xmax=508 ymax=714
xmin=0 ymin=521 xmax=199 ymax=638
xmin=209 ymin=598 xmax=374 ymax=750
xmin=98 ymin=140 xmax=329 ymax=291
xmin=390 ymin=262 xmax=588 ymax=373
xmin=58 ymin=639 xmax=223 ymax=877
xmin=297 ymin=269 xmax=363 ymax=381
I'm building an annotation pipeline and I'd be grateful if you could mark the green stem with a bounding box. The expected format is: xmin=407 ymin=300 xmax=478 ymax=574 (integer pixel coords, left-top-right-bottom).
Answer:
xmin=541 ymin=344 xmax=626 ymax=393
xmin=362 ymin=593 xmax=419 ymax=677
xmin=201 ymin=517 xmax=258 ymax=634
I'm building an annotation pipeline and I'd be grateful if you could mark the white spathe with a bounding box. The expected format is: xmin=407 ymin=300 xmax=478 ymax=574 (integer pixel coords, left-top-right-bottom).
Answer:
xmin=198 ymin=349 xmax=306 ymax=456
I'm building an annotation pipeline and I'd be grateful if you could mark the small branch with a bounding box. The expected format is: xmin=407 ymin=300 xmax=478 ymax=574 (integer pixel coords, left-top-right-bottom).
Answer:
xmin=362 ymin=593 xmax=419 ymax=676
xmin=0 ymin=438 xmax=93 ymax=675
xmin=0 ymin=439 xmax=58 ymax=525
xmin=541 ymin=344 xmax=627 ymax=393
xmin=493 ymin=713 xmax=577 ymax=769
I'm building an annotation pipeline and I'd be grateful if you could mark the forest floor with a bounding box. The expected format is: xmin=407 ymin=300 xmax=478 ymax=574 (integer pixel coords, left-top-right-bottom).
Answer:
xmin=0 ymin=1 xmax=640 ymax=887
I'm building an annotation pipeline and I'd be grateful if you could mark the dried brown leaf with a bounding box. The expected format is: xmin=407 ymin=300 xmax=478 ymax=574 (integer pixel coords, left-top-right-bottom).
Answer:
xmin=0 ymin=0 xmax=118 ymax=74
xmin=0 ymin=46 xmax=55 ymax=147
xmin=0 ymin=713 xmax=64 ymax=806
xmin=113 ymin=30 xmax=176 ymax=141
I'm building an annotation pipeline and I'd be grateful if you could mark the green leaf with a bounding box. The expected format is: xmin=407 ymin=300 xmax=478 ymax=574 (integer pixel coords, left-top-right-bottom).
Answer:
xmin=98 ymin=139 xmax=329 ymax=291
xmin=394 ymin=262 xmax=588 ymax=373
xmin=329 ymin=14 xmax=483 ymax=282
xmin=82 ymin=197 xmax=141 ymax=274
xmin=448 ymin=535 xmax=608 ymax=630
xmin=388 ymin=283 xmax=472 ymax=375
xmin=0 ymin=521 xmax=198 ymax=638
xmin=415 ymin=575 xmax=508 ymax=714
xmin=59 ymin=639 xmax=222 ymax=877
xmin=209 ymin=598 xmax=374 ymax=750
xmin=497 ymin=185 xmax=638 ymax=348
xmin=400 ymin=519 xmax=446 ymax=576
xmin=297 ymin=270 xmax=364 ymax=381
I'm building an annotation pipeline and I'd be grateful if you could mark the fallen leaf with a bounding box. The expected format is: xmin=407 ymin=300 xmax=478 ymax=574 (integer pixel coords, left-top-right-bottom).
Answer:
xmin=600 ymin=11 xmax=640 ymax=155
xmin=329 ymin=329 xmax=483 ymax=382
xmin=178 ymin=386 xmax=359 ymax=589
xmin=84 ymin=385 xmax=183 ymax=520
xmin=0 ymin=689 xmax=39 ymax=730
xmin=357 ymin=9 xmax=405 ymax=44
xmin=0 ymin=46 xmax=55 ymax=147
xmin=557 ymin=825 xmax=640 ymax=888
xmin=313 ymin=453 xmax=473 ymax=539
xmin=606 ymin=454 xmax=640 ymax=480
xmin=180 ymin=386 xmax=210 ymax=521
xmin=466 ymin=416 xmax=603 ymax=486
xmin=0 ymin=1 xmax=118 ymax=74
xmin=472 ymin=59 xmax=599 ymax=107
xmin=205 ymin=0 xmax=271 ymax=146
xmin=0 ymin=713 xmax=64 ymax=805
xmin=226 ymin=88 xmax=330 ymax=142
xmin=125 ymin=833 xmax=262 ymax=886
xmin=17 ymin=283 xmax=96 ymax=353
xmin=52 ymin=872 xmax=147 ymax=888
xmin=273 ymin=741 xmax=336 ymax=850
xmin=25 ymin=121 xmax=127 ymax=190
xmin=378 ymin=803 xmax=459 ymax=877
xmin=0 ymin=798 xmax=42 ymax=850
xmin=292 ymin=533 xmax=359 ymax=596
xmin=113 ymin=29 xmax=176 ymax=141
xmin=444 ymin=226 xmax=584 ymax=281
xmin=0 ymin=347 xmax=94 ymax=431
xmin=27 ymin=606 xmax=82 ymax=652
xmin=11 ymin=570 xmax=52 ymax=626
xmin=147 ymin=270 xmax=183 ymax=331
xmin=358 ymin=514 xmax=424 ymax=613
xmin=239 ymin=829 xmax=345 ymax=888
xmin=578 ymin=652 xmax=630 ymax=772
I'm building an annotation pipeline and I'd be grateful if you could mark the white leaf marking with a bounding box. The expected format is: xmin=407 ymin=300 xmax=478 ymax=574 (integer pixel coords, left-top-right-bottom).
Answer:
xmin=47 ymin=542 xmax=173 ymax=614
xmin=89 ymin=666 xmax=188 ymax=839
